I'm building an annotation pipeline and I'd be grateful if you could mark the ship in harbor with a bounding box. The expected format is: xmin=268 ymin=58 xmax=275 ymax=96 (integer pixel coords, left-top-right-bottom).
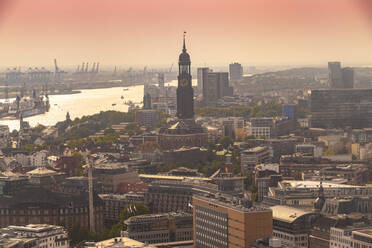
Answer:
xmin=0 ymin=89 xmax=50 ymax=119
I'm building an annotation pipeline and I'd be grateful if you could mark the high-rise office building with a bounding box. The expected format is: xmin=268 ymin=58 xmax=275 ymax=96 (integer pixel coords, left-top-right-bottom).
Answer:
xmin=328 ymin=62 xmax=343 ymax=88
xmin=197 ymin=67 xmax=209 ymax=92
xmin=229 ymin=62 xmax=243 ymax=81
xmin=328 ymin=62 xmax=354 ymax=89
xmin=203 ymin=72 xmax=233 ymax=106
xmin=342 ymin=67 xmax=354 ymax=88
xmin=143 ymin=83 xmax=152 ymax=110
xmin=193 ymin=194 xmax=272 ymax=248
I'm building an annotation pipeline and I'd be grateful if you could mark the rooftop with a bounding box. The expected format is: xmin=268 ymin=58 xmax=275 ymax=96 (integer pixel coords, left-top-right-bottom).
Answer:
xmin=4 ymin=224 xmax=65 ymax=233
xmin=242 ymin=146 xmax=268 ymax=154
xmin=281 ymin=180 xmax=359 ymax=189
xmin=194 ymin=193 xmax=270 ymax=214
xmin=99 ymin=193 xmax=143 ymax=201
xmin=139 ymin=174 xmax=211 ymax=182
xmin=125 ymin=212 xmax=191 ymax=224
xmin=270 ymin=205 xmax=314 ymax=223
xmin=84 ymin=237 xmax=155 ymax=248
xmin=26 ymin=167 xmax=59 ymax=176
xmin=354 ymin=229 xmax=372 ymax=237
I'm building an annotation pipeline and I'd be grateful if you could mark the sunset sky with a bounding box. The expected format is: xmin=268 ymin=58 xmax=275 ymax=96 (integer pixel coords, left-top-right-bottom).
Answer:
xmin=1 ymin=0 xmax=372 ymax=68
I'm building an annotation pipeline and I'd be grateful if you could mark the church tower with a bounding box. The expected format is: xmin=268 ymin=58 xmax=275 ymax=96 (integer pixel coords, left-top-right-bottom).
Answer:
xmin=176 ymin=32 xmax=194 ymax=119
xmin=158 ymin=33 xmax=208 ymax=150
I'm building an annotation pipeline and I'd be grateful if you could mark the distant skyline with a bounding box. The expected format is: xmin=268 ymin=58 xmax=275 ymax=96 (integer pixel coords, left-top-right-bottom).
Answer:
xmin=1 ymin=0 xmax=372 ymax=68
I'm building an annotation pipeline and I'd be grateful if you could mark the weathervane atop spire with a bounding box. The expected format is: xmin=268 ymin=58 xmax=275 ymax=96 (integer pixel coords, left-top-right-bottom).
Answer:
xmin=183 ymin=31 xmax=187 ymax=52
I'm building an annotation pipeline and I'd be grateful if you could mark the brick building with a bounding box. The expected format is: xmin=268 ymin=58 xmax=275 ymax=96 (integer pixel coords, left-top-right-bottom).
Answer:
xmin=193 ymin=194 xmax=272 ymax=248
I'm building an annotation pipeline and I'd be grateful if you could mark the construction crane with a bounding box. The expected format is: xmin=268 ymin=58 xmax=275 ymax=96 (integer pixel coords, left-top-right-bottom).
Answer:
xmin=91 ymin=62 xmax=96 ymax=73
xmin=113 ymin=66 xmax=117 ymax=76
xmin=85 ymin=62 xmax=89 ymax=73
xmin=95 ymin=62 xmax=100 ymax=73
xmin=54 ymin=59 xmax=59 ymax=74
xmin=169 ymin=63 xmax=174 ymax=73
xmin=81 ymin=62 xmax=85 ymax=73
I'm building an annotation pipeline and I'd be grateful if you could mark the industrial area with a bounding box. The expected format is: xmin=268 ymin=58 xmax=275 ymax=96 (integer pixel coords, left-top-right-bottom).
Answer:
xmin=0 ymin=59 xmax=176 ymax=119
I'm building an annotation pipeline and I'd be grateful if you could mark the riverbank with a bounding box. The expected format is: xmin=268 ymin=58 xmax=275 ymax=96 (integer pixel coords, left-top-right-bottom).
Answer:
xmin=0 ymin=85 xmax=144 ymax=131
xmin=0 ymin=89 xmax=81 ymax=99
xmin=0 ymin=81 xmax=135 ymax=99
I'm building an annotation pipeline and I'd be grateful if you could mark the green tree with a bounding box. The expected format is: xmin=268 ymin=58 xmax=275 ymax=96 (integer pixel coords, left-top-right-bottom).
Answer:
xmin=251 ymin=192 xmax=258 ymax=202
xmin=72 ymin=152 xmax=85 ymax=176
xmin=245 ymin=135 xmax=256 ymax=141
xmin=104 ymin=128 xmax=116 ymax=135
xmin=107 ymin=202 xmax=150 ymax=237
xmin=219 ymin=136 xmax=233 ymax=149
xmin=120 ymin=202 xmax=149 ymax=222
xmin=293 ymin=170 xmax=302 ymax=180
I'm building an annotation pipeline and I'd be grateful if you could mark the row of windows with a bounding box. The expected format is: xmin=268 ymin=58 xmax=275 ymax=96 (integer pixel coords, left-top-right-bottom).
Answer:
xmin=354 ymin=243 xmax=372 ymax=248
xmin=196 ymin=223 xmax=227 ymax=237
xmin=131 ymin=232 xmax=169 ymax=242
xmin=273 ymin=231 xmax=307 ymax=242
xmin=196 ymin=232 xmax=228 ymax=248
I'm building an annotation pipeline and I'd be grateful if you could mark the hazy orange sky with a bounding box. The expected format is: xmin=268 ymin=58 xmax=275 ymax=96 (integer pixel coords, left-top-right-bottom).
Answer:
xmin=1 ymin=0 xmax=372 ymax=68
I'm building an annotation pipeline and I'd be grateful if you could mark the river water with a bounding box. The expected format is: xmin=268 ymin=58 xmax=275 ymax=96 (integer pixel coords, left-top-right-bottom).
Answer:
xmin=0 ymin=79 xmax=193 ymax=131
xmin=0 ymin=85 xmax=144 ymax=131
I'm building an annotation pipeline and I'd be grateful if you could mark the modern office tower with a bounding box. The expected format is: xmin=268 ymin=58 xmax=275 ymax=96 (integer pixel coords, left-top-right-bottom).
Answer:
xmin=310 ymin=89 xmax=372 ymax=129
xmin=328 ymin=62 xmax=343 ymax=88
xmin=229 ymin=62 xmax=243 ymax=81
xmin=202 ymin=72 xmax=219 ymax=106
xmin=328 ymin=62 xmax=354 ymax=89
xmin=342 ymin=67 xmax=354 ymax=88
xmin=193 ymin=194 xmax=272 ymax=248
xmin=203 ymin=72 xmax=233 ymax=106
xmin=143 ymin=93 xmax=152 ymax=110
xmin=197 ymin=67 xmax=209 ymax=92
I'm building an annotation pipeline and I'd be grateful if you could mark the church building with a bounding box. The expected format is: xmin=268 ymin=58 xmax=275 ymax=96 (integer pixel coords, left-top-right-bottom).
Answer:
xmin=159 ymin=33 xmax=208 ymax=150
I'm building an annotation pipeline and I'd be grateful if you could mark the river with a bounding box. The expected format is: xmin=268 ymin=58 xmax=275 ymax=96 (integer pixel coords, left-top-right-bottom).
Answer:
xmin=0 ymin=79 xmax=195 ymax=131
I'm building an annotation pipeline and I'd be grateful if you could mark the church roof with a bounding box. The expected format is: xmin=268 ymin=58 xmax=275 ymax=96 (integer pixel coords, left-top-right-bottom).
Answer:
xmin=179 ymin=51 xmax=190 ymax=63
xmin=160 ymin=119 xmax=205 ymax=135
xmin=179 ymin=32 xmax=190 ymax=63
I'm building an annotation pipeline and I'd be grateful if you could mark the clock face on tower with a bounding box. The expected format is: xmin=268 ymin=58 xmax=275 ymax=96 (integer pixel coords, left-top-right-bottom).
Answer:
xmin=180 ymin=78 xmax=188 ymax=87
